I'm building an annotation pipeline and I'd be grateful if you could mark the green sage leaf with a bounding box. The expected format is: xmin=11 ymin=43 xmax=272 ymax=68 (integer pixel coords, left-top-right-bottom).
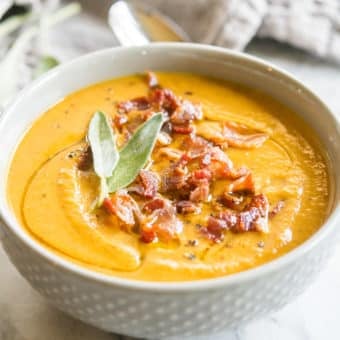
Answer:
xmin=88 ymin=112 xmax=119 ymax=203
xmin=34 ymin=56 xmax=59 ymax=78
xmin=88 ymin=111 xmax=119 ymax=177
xmin=98 ymin=177 xmax=108 ymax=206
xmin=107 ymin=113 xmax=164 ymax=193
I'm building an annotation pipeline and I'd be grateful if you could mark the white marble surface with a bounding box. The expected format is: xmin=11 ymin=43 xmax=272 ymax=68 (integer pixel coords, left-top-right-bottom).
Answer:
xmin=1 ymin=8 xmax=340 ymax=340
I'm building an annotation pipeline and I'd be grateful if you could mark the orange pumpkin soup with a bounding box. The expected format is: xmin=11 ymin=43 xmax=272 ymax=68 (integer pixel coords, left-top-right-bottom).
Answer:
xmin=7 ymin=72 xmax=329 ymax=281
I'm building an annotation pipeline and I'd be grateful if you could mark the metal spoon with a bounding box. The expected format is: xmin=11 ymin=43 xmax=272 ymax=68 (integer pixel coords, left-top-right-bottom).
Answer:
xmin=108 ymin=0 xmax=189 ymax=46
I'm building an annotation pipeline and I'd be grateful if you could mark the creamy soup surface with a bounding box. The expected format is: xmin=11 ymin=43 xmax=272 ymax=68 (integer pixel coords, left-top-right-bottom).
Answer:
xmin=8 ymin=72 xmax=329 ymax=281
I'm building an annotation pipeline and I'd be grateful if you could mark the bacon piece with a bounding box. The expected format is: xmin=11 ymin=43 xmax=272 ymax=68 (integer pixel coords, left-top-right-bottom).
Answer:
xmin=202 ymin=194 xmax=269 ymax=241
xmin=103 ymin=197 xmax=116 ymax=214
xmin=116 ymin=79 xmax=203 ymax=141
xmin=189 ymin=170 xmax=211 ymax=203
xmin=161 ymin=155 xmax=189 ymax=192
xmin=128 ymin=170 xmax=159 ymax=199
xmin=195 ymin=121 xmax=225 ymax=145
xmin=176 ymin=200 xmax=200 ymax=214
xmin=200 ymin=153 xmax=211 ymax=166
xmin=179 ymin=153 xmax=191 ymax=163
xmin=222 ymin=123 xmax=268 ymax=149
xmin=161 ymin=134 xmax=248 ymax=199
xmin=147 ymin=82 xmax=202 ymax=132
xmin=143 ymin=197 xmax=166 ymax=213
xmin=141 ymin=199 xmax=183 ymax=243
xmin=189 ymin=179 xmax=210 ymax=202
xmin=162 ymin=149 xmax=213 ymax=201
xmin=219 ymin=194 xmax=269 ymax=233
xmin=103 ymin=191 xmax=141 ymax=230
xmin=227 ymin=172 xmax=255 ymax=194
xmin=147 ymin=71 xmax=159 ymax=88
xmin=170 ymin=100 xmax=202 ymax=125
xmin=140 ymin=228 xmax=157 ymax=243
xmin=269 ymin=200 xmax=285 ymax=218
xmin=163 ymin=166 xmax=187 ymax=191
xmin=117 ymin=101 xmax=134 ymax=113
xmin=192 ymin=169 xmax=212 ymax=181
xmin=117 ymin=96 xmax=150 ymax=113
xmin=77 ymin=146 xmax=93 ymax=171
xmin=182 ymin=135 xmax=210 ymax=159
xmin=114 ymin=114 xmax=128 ymax=129
xmin=172 ymin=124 xmax=194 ymax=134
xmin=208 ymin=146 xmax=247 ymax=180
xmin=201 ymin=217 xmax=227 ymax=243
xmin=196 ymin=121 xmax=268 ymax=149
xmin=220 ymin=192 xmax=245 ymax=210
xmin=149 ymin=88 xmax=179 ymax=114
xmin=139 ymin=170 xmax=159 ymax=198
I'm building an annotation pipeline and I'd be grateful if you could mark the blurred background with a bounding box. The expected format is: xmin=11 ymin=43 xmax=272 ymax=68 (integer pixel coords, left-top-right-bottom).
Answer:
xmin=0 ymin=0 xmax=339 ymax=109
xmin=1 ymin=1 xmax=340 ymax=339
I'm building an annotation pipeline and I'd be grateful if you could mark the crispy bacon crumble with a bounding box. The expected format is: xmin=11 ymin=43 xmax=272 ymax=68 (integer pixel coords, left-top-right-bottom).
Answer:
xmin=100 ymin=72 xmax=274 ymax=244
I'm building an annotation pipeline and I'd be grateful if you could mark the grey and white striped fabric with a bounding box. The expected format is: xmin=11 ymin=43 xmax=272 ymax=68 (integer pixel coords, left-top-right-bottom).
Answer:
xmin=138 ymin=0 xmax=340 ymax=63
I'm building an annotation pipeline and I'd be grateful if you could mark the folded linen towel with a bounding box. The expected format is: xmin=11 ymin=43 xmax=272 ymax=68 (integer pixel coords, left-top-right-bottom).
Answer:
xmin=137 ymin=0 xmax=340 ymax=63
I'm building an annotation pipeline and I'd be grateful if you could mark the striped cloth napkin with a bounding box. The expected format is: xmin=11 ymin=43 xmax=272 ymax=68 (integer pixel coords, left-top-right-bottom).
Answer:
xmin=139 ymin=0 xmax=340 ymax=63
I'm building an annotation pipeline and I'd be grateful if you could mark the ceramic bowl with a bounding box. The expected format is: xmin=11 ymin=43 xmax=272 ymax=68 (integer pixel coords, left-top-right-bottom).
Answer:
xmin=0 ymin=43 xmax=339 ymax=339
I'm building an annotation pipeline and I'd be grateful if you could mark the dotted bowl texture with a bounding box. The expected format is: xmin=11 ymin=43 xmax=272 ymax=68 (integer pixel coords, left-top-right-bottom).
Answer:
xmin=1 ymin=223 xmax=339 ymax=339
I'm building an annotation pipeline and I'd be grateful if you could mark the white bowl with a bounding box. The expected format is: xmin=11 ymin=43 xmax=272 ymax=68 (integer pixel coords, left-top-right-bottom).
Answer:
xmin=0 ymin=43 xmax=339 ymax=339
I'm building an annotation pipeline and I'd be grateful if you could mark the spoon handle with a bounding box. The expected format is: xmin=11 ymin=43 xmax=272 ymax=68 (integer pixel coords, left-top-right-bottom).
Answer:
xmin=108 ymin=1 xmax=149 ymax=46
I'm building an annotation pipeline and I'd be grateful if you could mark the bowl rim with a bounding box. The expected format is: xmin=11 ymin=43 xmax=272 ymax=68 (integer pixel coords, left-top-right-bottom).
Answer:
xmin=1 ymin=42 xmax=339 ymax=292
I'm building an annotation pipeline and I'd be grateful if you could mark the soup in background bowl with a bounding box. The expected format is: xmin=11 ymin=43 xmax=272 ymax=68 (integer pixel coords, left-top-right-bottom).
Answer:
xmin=0 ymin=44 xmax=339 ymax=338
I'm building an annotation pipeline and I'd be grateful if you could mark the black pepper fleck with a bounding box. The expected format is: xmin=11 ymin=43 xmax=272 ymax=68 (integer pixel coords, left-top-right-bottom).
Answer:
xmin=186 ymin=239 xmax=199 ymax=247
xmin=183 ymin=252 xmax=196 ymax=260
xmin=257 ymin=241 xmax=265 ymax=248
